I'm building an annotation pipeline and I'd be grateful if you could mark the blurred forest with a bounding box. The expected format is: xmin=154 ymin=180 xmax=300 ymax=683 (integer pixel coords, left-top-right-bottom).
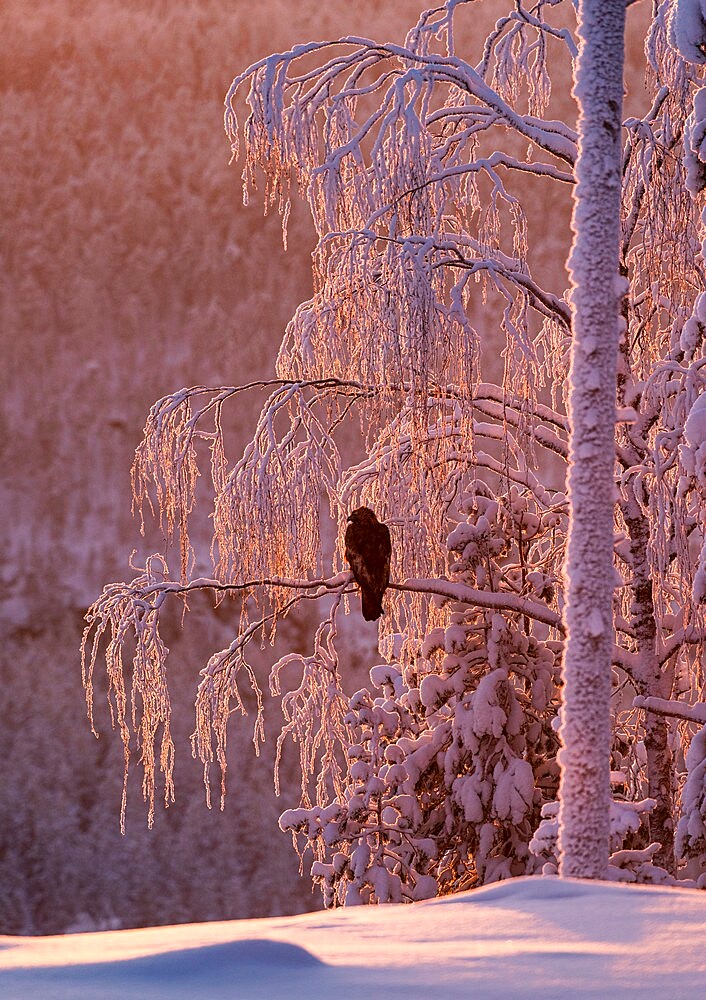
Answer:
xmin=0 ymin=0 xmax=652 ymax=933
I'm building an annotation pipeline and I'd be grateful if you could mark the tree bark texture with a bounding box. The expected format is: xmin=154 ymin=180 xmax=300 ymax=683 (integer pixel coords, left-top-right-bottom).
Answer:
xmin=558 ymin=0 xmax=626 ymax=879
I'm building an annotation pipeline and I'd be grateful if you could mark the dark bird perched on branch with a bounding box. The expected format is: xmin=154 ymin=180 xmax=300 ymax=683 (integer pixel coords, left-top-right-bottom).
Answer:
xmin=344 ymin=506 xmax=392 ymax=621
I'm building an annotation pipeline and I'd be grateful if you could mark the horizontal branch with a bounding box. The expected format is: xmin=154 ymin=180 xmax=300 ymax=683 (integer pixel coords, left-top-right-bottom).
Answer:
xmin=149 ymin=378 xmax=371 ymax=425
xmin=475 ymin=383 xmax=568 ymax=432
xmin=120 ymin=572 xmax=354 ymax=604
xmin=390 ymin=578 xmax=564 ymax=632
xmin=118 ymin=573 xmax=563 ymax=635
xmin=472 ymin=398 xmax=568 ymax=459
xmin=633 ymin=695 xmax=706 ymax=726
xmin=93 ymin=569 xmax=639 ymax=674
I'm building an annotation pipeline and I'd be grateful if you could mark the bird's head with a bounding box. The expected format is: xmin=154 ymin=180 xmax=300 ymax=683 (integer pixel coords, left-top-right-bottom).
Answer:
xmin=347 ymin=506 xmax=378 ymax=525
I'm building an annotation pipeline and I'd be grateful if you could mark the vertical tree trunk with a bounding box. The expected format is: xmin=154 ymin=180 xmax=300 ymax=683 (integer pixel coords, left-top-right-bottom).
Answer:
xmin=622 ymin=486 xmax=676 ymax=873
xmin=558 ymin=0 xmax=626 ymax=878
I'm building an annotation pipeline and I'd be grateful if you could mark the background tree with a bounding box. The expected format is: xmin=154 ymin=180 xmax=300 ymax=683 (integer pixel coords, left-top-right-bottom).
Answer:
xmin=84 ymin=0 xmax=706 ymax=900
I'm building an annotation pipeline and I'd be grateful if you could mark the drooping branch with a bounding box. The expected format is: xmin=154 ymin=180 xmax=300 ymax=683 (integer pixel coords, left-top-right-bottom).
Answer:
xmin=270 ymin=593 xmax=350 ymax=808
xmin=81 ymin=554 xmax=176 ymax=832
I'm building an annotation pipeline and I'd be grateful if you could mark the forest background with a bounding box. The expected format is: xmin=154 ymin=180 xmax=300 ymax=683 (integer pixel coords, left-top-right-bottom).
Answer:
xmin=0 ymin=0 xmax=652 ymax=934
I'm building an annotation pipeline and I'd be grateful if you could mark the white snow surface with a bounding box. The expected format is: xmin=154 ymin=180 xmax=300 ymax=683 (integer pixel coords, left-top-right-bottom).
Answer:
xmin=2 ymin=877 xmax=705 ymax=1000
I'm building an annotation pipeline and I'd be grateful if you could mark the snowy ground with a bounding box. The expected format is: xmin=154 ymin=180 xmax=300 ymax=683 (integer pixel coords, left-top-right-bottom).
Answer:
xmin=2 ymin=877 xmax=705 ymax=999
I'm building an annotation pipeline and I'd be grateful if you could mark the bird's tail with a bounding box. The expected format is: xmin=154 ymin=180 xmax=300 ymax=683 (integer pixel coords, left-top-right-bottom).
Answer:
xmin=361 ymin=591 xmax=384 ymax=622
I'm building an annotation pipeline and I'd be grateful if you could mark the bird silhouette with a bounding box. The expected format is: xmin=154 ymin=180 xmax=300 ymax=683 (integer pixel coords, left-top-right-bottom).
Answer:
xmin=344 ymin=506 xmax=392 ymax=621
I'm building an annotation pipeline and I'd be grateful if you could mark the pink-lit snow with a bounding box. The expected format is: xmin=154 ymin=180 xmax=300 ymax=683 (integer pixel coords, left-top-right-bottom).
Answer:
xmin=1 ymin=877 xmax=705 ymax=999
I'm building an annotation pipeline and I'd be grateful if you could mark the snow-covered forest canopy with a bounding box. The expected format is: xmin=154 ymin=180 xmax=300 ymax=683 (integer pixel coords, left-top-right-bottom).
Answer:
xmin=77 ymin=0 xmax=706 ymax=907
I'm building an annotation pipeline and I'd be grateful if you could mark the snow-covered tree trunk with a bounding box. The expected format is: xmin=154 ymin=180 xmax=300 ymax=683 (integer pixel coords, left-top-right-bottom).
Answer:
xmin=558 ymin=0 xmax=626 ymax=879
xmin=622 ymin=485 xmax=675 ymax=873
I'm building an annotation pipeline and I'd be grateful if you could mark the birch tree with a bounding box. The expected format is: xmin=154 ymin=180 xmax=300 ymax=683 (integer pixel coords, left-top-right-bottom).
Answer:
xmin=557 ymin=0 xmax=626 ymax=880
xmin=84 ymin=0 xmax=706 ymax=896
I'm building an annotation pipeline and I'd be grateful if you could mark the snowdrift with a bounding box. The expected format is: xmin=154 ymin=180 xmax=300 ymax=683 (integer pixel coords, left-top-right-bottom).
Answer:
xmin=2 ymin=877 xmax=705 ymax=999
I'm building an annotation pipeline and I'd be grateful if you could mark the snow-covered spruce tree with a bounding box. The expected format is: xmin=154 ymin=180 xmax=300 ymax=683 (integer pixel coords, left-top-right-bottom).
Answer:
xmin=280 ymin=482 xmax=564 ymax=903
xmin=83 ymin=0 xmax=706 ymax=894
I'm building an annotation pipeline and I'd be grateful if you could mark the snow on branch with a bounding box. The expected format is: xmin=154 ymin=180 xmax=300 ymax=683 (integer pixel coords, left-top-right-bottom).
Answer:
xmin=634 ymin=695 xmax=706 ymax=725
xmin=391 ymin=578 xmax=563 ymax=631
